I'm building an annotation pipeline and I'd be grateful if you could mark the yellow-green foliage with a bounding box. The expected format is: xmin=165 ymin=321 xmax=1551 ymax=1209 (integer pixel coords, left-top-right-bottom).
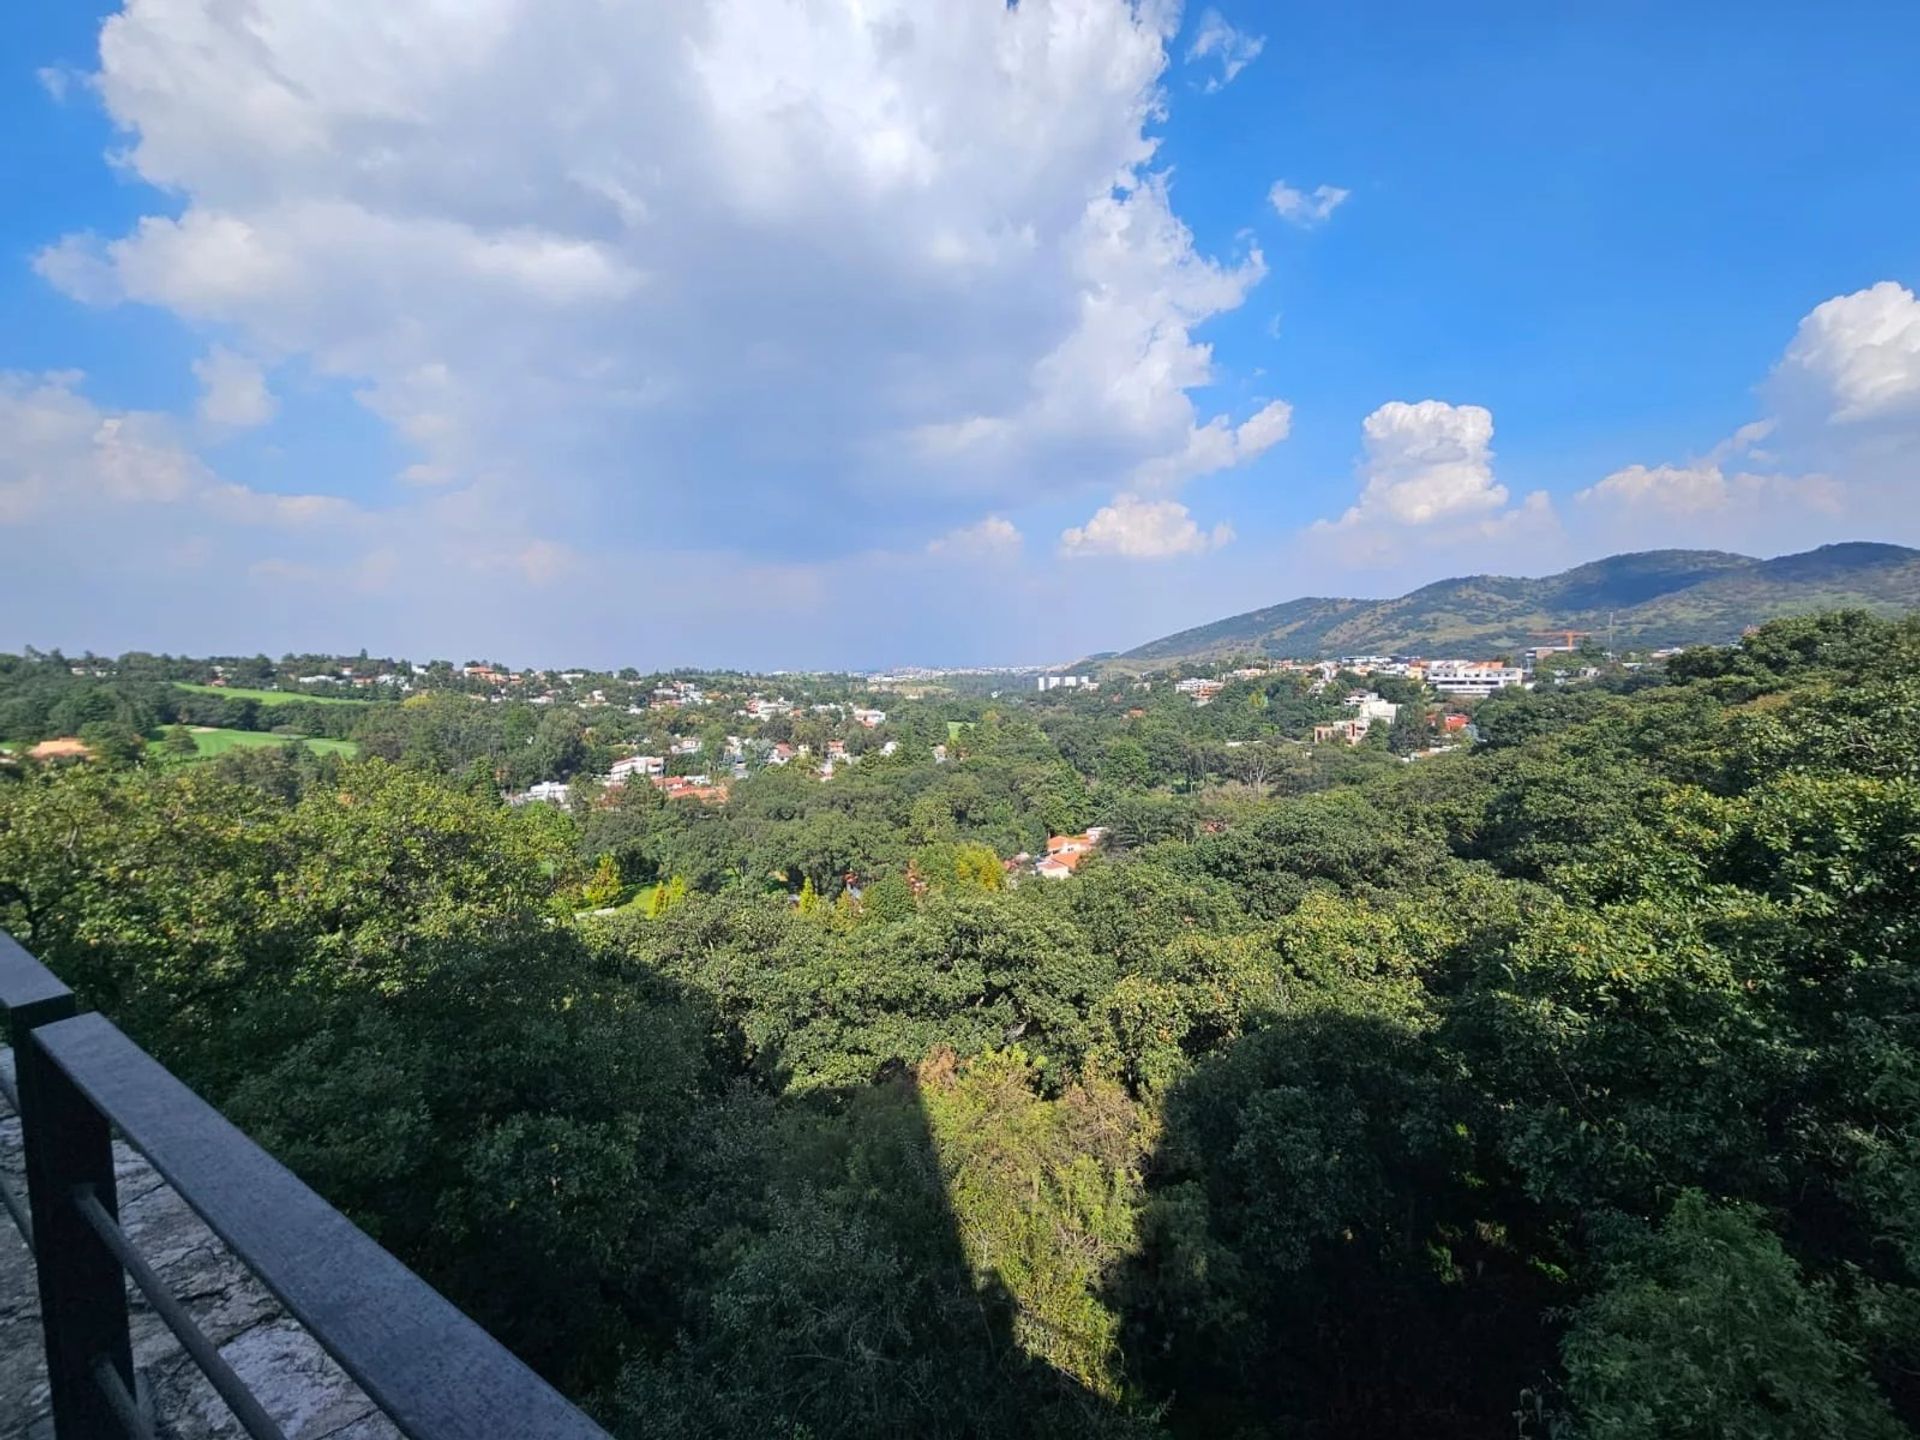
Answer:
xmin=913 ymin=840 xmax=1006 ymax=893
xmin=581 ymin=854 xmax=623 ymax=908
xmin=917 ymin=1046 xmax=1149 ymax=1402
xmin=649 ymin=874 xmax=689 ymax=917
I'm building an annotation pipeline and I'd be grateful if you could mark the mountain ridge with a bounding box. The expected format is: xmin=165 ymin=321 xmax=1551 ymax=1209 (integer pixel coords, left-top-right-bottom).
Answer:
xmin=1113 ymin=542 xmax=1920 ymax=665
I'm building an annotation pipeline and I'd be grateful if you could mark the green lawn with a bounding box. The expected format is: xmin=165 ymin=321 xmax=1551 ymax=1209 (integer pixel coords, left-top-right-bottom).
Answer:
xmin=173 ymin=682 xmax=368 ymax=706
xmin=161 ymin=728 xmax=360 ymax=763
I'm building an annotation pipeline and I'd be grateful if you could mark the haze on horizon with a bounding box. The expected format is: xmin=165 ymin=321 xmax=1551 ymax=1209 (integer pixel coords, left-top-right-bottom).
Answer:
xmin=5 ymin=1 xmax=1920 ymax=671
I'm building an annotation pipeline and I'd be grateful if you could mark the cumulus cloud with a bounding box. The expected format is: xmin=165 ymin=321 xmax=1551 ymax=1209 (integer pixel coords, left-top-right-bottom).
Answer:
xmin=1773 ymin=280 xmax=1920 ymax=424
xmin=1060 ymin=494 xmax=1232 ymax=558
xmin=927 ymin=515 xmax=1022 ymax=558
xmin=1339 ymin=401 xmax=1505 ymax=525
xmin=39 ymin=0 xmax=1281 ymax=565
xmin=193 ymin=345 xmax=276 ymax=430
xmin=1185 ymin=9 xmax=1264 ymax=92
xmin=1269 ymin=181 xmax=1350 ymax=228
xmin=1309 ymin=400 xmax=1555 ymax=564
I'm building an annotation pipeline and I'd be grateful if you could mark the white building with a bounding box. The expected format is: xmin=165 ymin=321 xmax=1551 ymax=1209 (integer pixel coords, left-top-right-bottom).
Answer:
xmin=518 ymin=780 xmax=571 ymax=806
xmin=1174 ymin=677 xmax=1225 ymax=705
xmin=1036 ymin=674 xmax=1095 ymax=691
xmin=851 ymin=707 xmax=887 ymax=728
xmin=1427 ymin=661 xmax=1526 ymax=697
xmin=1343 ymin=691 xmax=1400 ymax=723
xmin=611 ymin=754 xmax=665 ymax=782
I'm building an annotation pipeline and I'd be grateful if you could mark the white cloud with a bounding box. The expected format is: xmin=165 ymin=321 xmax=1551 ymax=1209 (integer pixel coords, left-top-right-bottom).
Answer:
xmin=37 ymin=67 xmax=80 ymax=104
xmin=0 ymin=369 xmax=620 ymax=663
xmin=1774 ymin=279 xmax=1920 ymax=424
xmin=1308 ymin=400 xmax=1556 ymax=565
xmin=193 ymin=345 xmax=277 ymax=429
xmin=0 ymin=373 xmax=205 ymax=521
xmin=1577 ymin=280 xmax=1920 ymax=556
xmin=0 ymin=371 xmax=351 ymax=526
xmin=1578 ymin=459 xmax=1841 ymax=518
xmin=1060 ymin=493 xmax=1232 ymax=558
xmin=1580 ymin=461 xmax=1728 ymax=514
xmin=1339 ymin=400 xmax=1505 ymax=525
xmin=38 ymin=0 xmax=1277 ymax=554
xmin=1234 ymin=397 xmax=1295 ymax=454
xmin=1185 ymin=9 xmax=1265 ymax=92
xmin=1577 ymin=410 xmax=1837 ymax=523
xmin=1269 ymin=180 xmax=1350 ymax=228
xmin=927 ymin=514 xmax=1022 ymax=558
xmin=1132 ymin=397 xmax=1292 ymax=489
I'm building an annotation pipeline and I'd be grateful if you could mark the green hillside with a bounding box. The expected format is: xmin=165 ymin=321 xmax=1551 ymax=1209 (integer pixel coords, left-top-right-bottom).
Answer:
xmin=1117 ymin=542 xmax=1920 ymax=664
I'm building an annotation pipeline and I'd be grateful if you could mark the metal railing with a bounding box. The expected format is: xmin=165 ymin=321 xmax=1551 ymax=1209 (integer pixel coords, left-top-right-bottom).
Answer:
xmin=0 ymin=930 xmax=610 ymax=1440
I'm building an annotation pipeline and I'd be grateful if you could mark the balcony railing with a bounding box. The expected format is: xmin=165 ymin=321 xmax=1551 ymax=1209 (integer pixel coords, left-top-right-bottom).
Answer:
xmin=0 ymin=930 xmax=610 ymax=1440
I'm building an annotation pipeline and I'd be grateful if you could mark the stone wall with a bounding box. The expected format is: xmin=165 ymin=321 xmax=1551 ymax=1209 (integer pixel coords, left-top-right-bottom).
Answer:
xmin=1 ymin=1050 xmax=401 ymax=1440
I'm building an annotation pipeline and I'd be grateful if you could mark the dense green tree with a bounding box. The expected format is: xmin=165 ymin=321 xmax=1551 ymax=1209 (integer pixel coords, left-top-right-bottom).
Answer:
xmin=1556 ymin=1193 xmax=1903 ymax=1440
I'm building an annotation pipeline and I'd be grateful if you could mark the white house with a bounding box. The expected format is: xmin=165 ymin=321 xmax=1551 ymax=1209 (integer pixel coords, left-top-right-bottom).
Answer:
xmin=611 ymin=754 xmax=665 ymax=782
xmin=1343 ymin=691 xmax=1400 ymax=723
xmin=1174 ymin=677 xmax=1224 ymax=705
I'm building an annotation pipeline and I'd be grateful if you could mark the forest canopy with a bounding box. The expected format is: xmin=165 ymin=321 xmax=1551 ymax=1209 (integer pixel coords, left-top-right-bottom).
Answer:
xmin=2 ymin=611 xmax=1916 ymax=1438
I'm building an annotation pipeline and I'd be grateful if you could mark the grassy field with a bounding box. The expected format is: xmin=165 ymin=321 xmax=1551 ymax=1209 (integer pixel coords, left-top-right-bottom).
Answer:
xmin=173 ymin=682 xmax=368 ymax=706
xmin=162 ymin=727 xmax=360 ymax=762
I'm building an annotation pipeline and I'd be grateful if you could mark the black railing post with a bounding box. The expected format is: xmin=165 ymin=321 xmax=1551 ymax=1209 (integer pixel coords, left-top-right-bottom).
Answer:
xmin=2 ymin=933 xmax=80 ymax=1250
xmin=4 ymin=931 xmax=139 ymax=1435
xmin=15 ymin=988 xmax=136 ymax=1438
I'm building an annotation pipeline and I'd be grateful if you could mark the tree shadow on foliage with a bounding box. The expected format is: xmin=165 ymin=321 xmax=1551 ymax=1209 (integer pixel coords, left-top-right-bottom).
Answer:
xmin=608 ymin=1050 xmax=1151 ymax=1439
xmin=1113 ymin=1005 xmax=1563 ymax=1440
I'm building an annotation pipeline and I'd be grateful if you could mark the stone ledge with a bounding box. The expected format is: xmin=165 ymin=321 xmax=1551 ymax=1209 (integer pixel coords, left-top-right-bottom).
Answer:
xmin=1 ymin=1050 xmax=402 ymax=1440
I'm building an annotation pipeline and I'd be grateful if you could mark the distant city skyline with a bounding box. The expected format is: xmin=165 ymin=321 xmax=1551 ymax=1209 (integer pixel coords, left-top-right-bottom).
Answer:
xmin=5 ymin=1 xmax=1919 ymax=669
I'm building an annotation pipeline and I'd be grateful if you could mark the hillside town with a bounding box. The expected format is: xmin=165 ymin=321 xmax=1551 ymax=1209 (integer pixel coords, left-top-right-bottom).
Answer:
xmin=3 ymin=625 xmax=1712 ymax=906
xmin=2 ymin=629 xmax=1699 ymax=901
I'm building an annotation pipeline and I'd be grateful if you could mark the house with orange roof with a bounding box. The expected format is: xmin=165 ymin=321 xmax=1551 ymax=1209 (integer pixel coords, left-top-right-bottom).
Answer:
xmin=1036 ymin=827 xmax=1106 ymax=878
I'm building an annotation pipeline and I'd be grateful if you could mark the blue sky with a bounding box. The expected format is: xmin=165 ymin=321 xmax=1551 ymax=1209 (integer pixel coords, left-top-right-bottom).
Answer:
xmin=4 ymin=0 xmax=1919 ymax=669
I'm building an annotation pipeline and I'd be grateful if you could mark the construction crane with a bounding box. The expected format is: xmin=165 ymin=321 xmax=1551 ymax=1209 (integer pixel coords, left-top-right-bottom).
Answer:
xmin=1530 ymin=628 xmax=1594 ymax=651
